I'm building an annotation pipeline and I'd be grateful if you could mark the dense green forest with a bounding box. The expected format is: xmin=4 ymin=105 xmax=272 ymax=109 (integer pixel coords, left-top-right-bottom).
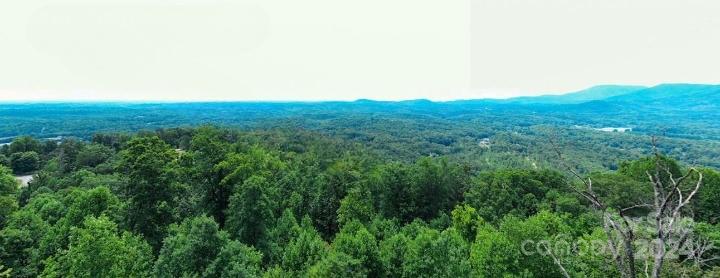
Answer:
xmin=0 ymin=125 xmax=719 ymax=277
xmin=1 ymin=84 xmax=719 ymax=277
xmin=2 ymin=84 xmax=720 ymax=172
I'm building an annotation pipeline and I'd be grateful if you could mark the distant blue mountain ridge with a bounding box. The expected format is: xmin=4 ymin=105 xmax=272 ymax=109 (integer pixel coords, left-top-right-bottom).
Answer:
xmin=350 ymin=83 xmax=720 ymax=109
xmin=1 ymin=83 xmax=719 ymax=143
xmin=503 ymin=83 xmax=720 ymax=106
xmin=504 ymin=85 xmax=648 ymax=104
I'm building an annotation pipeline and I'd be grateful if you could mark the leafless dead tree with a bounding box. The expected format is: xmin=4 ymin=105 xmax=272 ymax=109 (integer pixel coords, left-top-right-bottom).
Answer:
xmin=681 ymin=233 xmax=719 ymax=268
xmin=646 ymin=137 xmax=704 ymax=278
xmin=549 ymin=134 xmax=705 ymax=278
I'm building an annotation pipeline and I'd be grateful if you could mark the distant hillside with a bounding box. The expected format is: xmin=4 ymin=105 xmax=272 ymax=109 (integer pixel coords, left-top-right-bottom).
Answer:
xmin=608 ymin=83 xmax=719 ymax=101
xmin=2 ymin=83 xmax=720 ymax=144
xmin=514 ymin=83 xmax=720 ymax=113
xmin=505 ymin=85 xmax=646 ymax=104
xmin=606 ymin=83 xmax=720 ymax=110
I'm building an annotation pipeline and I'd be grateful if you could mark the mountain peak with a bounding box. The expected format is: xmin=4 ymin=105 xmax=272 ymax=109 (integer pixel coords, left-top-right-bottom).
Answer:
xmin=607 ymin=83 xmax=720 ymax=103
xmin=506 ymin=85 xmax=646 ymax=104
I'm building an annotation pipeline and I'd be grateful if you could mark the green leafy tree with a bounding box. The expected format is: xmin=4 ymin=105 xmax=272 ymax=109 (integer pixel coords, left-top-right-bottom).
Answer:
xmin=470 ymin=224 xmax=520 ymax=277
xmin=64 ymin=186 xmax=123 ymax=226
xmin=308 ymin=250 xmax=367 ymax=278
xmin=312 ymin=159 xmax=361 ymax=238
xmin=33 ymin=186 xmax=124 ymax=270
xmin=0 ymin=155 xmax=9 ymax=168
xmin=226 ymin=175 xmax=275 ymax=247
xmin=373 ymin=158 xmax=469 ymax=224
xmin=8 ymin=137 xmax=41 ymax=155
xmin=23 ymin=193 xmax=65 ymax=225
xmin=618 ymin=155 xmax=682 ymax=182
xmin=499 ymin=211 xmax=575 ymax=277
xmin=379 ymin=233 xmax=409 ymax=277
xmin=262 ymin=266 xmax=293 ymax=278
xmin=586 ymin=172 xmax=652 ymax=215
xmin=451 ymin=204 xmax=483 ymax=242
xmin=465 ymin=169 xmax=567 ymax=222
xmin=214 ymin=146 xmax=284 ymax=226
xmin=0 ymin=166 xmax=18 ymax=227
xmin=337 ymin=185 xmax=375 ymax=227
xmin=187 ymin=126 xmax=231 ymax=224
xmin=41 ymin=140 xmax=58 ymax=155
xmin=281 ymin=217 xmax=329 ymax=274
xmin=372 ymin=163 xmax=417 ymax=223
xmin=331 ymin=221 xmax=382 ymax=277
xmin=0 ymin=198 xmax=16 ymax=230
xmin=413 ymin=158 xmax=454 ymax=220
xmin=204 ymin=240 xmax=263 ymax=278
xmin=92 ymin=132 xmax=132 ymax=150
xmin=0 ymin=210 xmax=48 ymax=278
xmin=154 ymin=216 xmax=229 ymax=277
xmin=696 ymin=168 xmax=720 ymax=224
xmin=367 ymin=216 xmax=400 ymax=242
xmin=403 ymin=228 xmax=471 ymax=277
xmin=75 ymin=144 xmax=113 ymax=169
xmin=120 ymin=136 xmax=178 ymax=249
xmin=56 ymin=139 xmax=85 ymax=173
xmin=265 ymin=209 xmax=301 ymax=265
xmin=41 ymin=216 xmax=153 ymax=277
xmin=573 ymin=228 xmax=620 ymax=277
xmin=10 ymin=152 xmax=40 ymax=174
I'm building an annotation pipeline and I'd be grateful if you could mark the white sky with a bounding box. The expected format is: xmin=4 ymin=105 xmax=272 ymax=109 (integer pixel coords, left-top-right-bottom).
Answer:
xmin=1 ymin=0 xmax=719 ymax=101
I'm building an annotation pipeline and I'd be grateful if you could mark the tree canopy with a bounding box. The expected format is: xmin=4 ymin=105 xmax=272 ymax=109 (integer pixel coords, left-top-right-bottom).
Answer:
xmin=0 ymin=127 xmax=718 ymax=277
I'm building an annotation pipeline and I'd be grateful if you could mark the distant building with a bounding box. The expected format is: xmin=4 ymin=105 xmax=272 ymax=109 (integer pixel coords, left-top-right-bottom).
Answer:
xmin=478 ymin=138 xmax=491 ymax=148
xmin=596 ymin=127 xmax=632 ymax=133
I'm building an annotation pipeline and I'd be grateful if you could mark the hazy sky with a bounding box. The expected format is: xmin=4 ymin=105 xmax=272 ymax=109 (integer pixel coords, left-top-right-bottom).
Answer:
xmin=1 ymin=0 xmax=719 ymax=101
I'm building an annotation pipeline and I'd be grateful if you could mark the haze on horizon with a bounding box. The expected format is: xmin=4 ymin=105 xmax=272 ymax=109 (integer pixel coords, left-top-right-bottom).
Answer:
xmin=1 ymin=0 xmax=720 ymax=102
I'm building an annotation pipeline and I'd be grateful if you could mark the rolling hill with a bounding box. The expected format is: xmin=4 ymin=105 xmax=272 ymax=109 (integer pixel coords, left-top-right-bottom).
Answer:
xmin=503 ymin=85 xmax=647 ymax=104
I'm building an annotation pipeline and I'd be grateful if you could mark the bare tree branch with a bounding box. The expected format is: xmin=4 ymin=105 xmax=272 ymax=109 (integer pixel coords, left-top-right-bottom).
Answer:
xmin=548 ymin=133 xmax=706 ymax=278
